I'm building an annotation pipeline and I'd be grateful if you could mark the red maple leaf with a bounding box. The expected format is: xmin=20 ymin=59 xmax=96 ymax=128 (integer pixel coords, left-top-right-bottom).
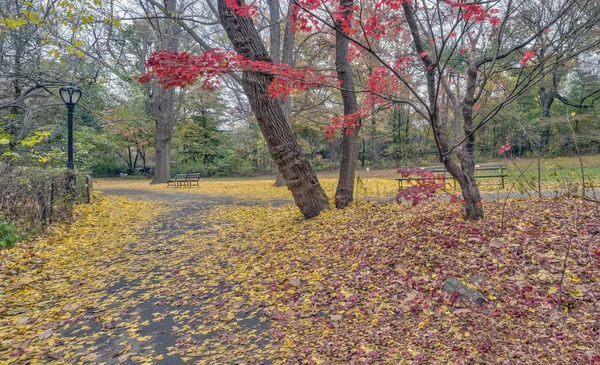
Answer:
xmin=520 ymin=51 xmax=536 ymax=66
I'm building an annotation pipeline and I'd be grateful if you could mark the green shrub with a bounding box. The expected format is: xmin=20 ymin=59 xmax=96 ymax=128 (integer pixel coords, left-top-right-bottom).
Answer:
xmin=171 ymin=150 xmax=256 ymax=177
xmin=0 ymin=219 xmax=20 ymax=249
xmin=90 ymin=155 xmax=124 ymax=177
xmin=213 ymin=150 xmax=254 ymax=177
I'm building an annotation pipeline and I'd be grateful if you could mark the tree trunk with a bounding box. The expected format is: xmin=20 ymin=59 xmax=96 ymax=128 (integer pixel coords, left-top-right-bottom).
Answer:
xmin=273 ymin=0 xmax=296 ymax=187
xmin=403 ymin=0 xmax=483 ymax=220
xmin=455 ymin=55 xmax=484 ymax=220
xmin=370 ymin=108 xmax=379 ymax=165
xmin=451 ymin=164 xmax=484 ymax=220
xmin=334 ymin=0 xmax=360 ymax=209
xmin=218 ymin=0 xmax=329 ymax=218
xmin=539 ymin=86 xmax=554 ymax=153
xmin=154 ymin=133 xmax=171 ymax=182
xmin=147 ymin=0 xmax=180 ymax=184
xmin=452 ymin=74 xmax=463 ymax=149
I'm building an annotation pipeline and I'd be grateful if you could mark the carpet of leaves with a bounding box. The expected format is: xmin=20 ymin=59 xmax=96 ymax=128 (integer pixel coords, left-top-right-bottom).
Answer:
xmin=203 ymin=198 xmax=600 ymax=364
xmin=1 ymin=184 xmax=599 ymax=364
xmin=0 ymin=195 xmax=161 ymax=363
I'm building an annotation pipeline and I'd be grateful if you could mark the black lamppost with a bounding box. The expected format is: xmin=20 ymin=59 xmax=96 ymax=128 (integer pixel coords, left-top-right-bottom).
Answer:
xmin=59 ymin=84 xmax=82 ymax=170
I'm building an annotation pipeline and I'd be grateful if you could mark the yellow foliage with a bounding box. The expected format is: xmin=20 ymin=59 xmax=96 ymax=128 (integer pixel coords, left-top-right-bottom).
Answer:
xmin=0 ymin=194 xmax=159 ymax=363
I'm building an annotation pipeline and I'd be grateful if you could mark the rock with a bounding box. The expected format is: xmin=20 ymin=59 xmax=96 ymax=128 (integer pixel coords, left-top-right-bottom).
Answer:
xmin=442 ymin=277 xmax=488 ymax=306
xmin=289 ymin=278 xmax=302 ymax=287
xmin=469 ymin=276 xmax=486 ymax=286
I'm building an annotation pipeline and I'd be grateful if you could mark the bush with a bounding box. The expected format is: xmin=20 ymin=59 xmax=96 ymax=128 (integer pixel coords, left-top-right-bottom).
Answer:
xmin=171 ymin=150 xmax=256 ymax=177
xmin=213 ymin=150 xmax=254 ymax=177
xmin=0 ymin=219 xmax=20 ymax=249
xmin=90 ymin=155 xmax=124 ymax=177
xmin=0 ymin=163 xmax=89 ymax=234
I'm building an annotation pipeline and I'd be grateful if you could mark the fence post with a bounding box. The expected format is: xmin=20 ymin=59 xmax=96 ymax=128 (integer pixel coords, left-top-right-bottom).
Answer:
xmin=66 ymin=171 xmax=75 ymax=221
xmin=37 ymin=186 xmax=47 ymax=228
xmin=49 ymin=177 xmax=55 ymax=225
xmin=85 ymin=175 xmax=91 ymax=203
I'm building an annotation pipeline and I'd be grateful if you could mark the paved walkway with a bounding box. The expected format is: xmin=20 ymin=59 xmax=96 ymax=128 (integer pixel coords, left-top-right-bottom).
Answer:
xmin=57 ymin=188 xmax=280 ymax=364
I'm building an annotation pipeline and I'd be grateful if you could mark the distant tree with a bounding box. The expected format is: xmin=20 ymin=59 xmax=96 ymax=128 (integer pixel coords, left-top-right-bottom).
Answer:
xmin=178 ymin=109 xmax=222 ymax=166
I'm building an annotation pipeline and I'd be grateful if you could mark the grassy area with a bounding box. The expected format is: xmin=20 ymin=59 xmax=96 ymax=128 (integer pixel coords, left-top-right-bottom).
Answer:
xmin=94 ymin=155 xmax=600 ymax=202
xmin=94 ymin=177 xmax=401 ymax=203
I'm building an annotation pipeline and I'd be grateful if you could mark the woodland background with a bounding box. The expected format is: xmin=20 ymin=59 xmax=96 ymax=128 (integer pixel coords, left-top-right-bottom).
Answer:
xmin=1 ymin=0 xmax=599 ymax=179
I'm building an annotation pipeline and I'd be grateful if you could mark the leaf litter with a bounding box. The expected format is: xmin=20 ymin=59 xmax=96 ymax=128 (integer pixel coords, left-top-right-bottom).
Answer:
xmin=1 ymin=184 xmax=599 ymax=364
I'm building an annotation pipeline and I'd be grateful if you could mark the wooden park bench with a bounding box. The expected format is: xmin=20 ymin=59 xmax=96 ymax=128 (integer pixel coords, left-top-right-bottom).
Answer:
xmin=185 ymin=172 xmax=201 ymax=187
xmin=166 ymin=172 xmax=202 ymax=188
xmin=396 ymin=163 xmax=508 ymax=190
xmin=167 ymin=173 xmax=187 ymax=188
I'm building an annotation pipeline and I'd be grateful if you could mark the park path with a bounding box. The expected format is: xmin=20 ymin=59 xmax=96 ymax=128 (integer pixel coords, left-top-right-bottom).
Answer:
xmin=48 ymin=183 xmax=599 ymax=364
xmin=53 ymin=187 xmax=291 ymax=365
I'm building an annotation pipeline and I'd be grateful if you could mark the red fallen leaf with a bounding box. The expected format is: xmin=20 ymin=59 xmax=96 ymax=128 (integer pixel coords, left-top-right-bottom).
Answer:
xmin=10 ymin=349 xmax=25 ymax=357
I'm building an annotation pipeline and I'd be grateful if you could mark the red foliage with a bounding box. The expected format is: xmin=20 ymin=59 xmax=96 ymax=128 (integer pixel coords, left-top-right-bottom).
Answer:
xmin=520 ymin=51 xmax=536 ymax=66
xmin=139 ymin=0 xmax=501 ymax=141
xmin=224 ymin=0 xmax=257 ymax=17
xmin=332 ymin=3 xmax=358 ymax=35
xmin=290 ymin=1 xmax=321 ymax=32
xmin=396 ymin=167 xmax=446 ymax=205
xmin=325 ymin=110 xmax=364 ymax=141
xmin=498 ymin=141 xmax=511 ymax=155
xmin=139 ymin=49 xmax=327 ymax=98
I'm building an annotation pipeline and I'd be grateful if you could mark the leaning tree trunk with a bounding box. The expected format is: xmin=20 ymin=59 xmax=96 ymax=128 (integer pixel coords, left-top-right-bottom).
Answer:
xmin=334 ymin=0 xmax=360 ymax=209
xmin=218 ymin=0 xmax=329 ymax=218
xmin=438 ymin=52 xmax=484 ymax=219
xmin=273 ymin=0 xmax=296 ymax=187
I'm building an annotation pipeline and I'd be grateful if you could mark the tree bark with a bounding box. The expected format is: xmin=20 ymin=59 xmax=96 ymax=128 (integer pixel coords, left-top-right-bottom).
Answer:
xmin=218 ymin=0 xmax=329 ymax=218
xmin=333 ymin=0 xmax=360 ymax=209
xmin=148 ymin=0 xmax=180 ymax=184
xmin=154 ymin=132 xmax=171 ymax=181
xmin=455 ymin=56 xmax=484 ymax=220
xmin=370 ymin=108 xmax=379 ymax=165
xmin=273 ymin=0 xmax=295 ymax=187
xmin=539 ymin=84 xmax=554 ymax=153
